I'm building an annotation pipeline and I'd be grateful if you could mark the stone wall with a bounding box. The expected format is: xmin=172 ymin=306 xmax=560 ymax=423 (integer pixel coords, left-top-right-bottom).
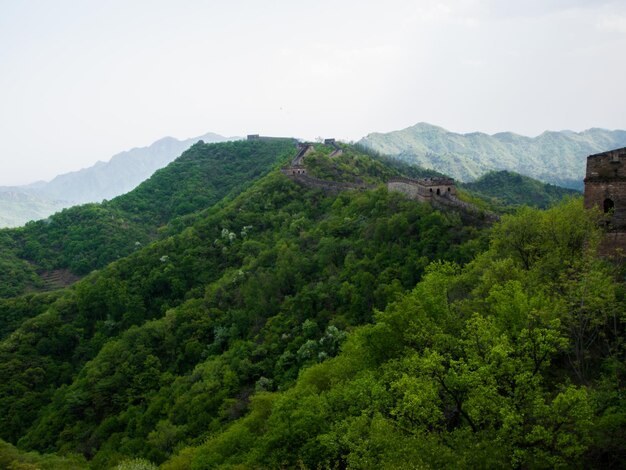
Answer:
xmin=281 ymin=166 xmax=307 ymax=176
xmin=585 ymin=148 xmax=626 ymax=180
xmin=597 ymin=231 xmax=626 ymax=258
xmin=388 ymin=180 xmax=430 ymax=202
xmin=584 ymin=181 xmax=626 ymax=229
xmin=387 ymin=178 xmax=457 ymax=201
xmin=282 ymin=145 xmax=495 ymax=223
xmin=583 ymin=147 xmax=626 ymax=256
xmin=291 ymin=144 xmax=314 ymax=166
xmin=584 ymin=148 xmax=626 ymax=229
xmin=388 ymin=178 xmax=498 ymax=224
xmin=325 ymin=139 xmax=343 ymax=158
xmin=329 ymin=148 xmax=343 ymax=158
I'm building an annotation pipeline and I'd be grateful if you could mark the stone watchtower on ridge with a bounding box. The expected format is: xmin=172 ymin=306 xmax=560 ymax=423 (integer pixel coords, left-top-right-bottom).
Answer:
xmin=584 ymin=147 xmax=626 ymax=254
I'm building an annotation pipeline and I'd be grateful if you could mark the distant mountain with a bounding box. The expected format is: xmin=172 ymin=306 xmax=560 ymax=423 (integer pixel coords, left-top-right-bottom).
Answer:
xmin=0 ymin=190 xmax=66 ymax=228
xmin=0 ymin=132 xmax=234 ymax=228
xmin=359 ymin=123 xmax=626 ymax=190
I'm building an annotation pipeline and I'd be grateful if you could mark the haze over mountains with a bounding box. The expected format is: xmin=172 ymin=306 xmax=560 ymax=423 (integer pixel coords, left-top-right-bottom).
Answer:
xmin=359 ymin=123 xmax=626 ymax=190
xmin=0 ymin=132 xmax=232 ymax=228
xmin=4 ymin=122 xmax=625 ymax=229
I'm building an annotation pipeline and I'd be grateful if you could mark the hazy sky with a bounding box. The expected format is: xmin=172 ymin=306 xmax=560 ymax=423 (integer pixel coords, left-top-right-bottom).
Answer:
xmin=1 ymin=0 xmax=625 ymax=185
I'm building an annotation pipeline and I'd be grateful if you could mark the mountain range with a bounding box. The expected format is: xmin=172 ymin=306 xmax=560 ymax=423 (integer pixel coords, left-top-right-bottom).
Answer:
xmin=5 ymin=123 xmax=625 ymax=229
xmin=359 ymin=123 xmax=626 ymax=190
xmin=0 ymin=132 xmax=233 ymax=228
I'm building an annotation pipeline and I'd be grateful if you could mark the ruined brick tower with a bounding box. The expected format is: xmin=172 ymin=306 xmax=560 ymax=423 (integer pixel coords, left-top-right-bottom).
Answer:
xmin=584 ymin=147 xmax=626 ymax=255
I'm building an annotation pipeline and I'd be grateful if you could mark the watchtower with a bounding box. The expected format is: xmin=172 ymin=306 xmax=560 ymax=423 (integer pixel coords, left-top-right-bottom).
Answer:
xmin=584 ymin=147 xmax=626 ymax=254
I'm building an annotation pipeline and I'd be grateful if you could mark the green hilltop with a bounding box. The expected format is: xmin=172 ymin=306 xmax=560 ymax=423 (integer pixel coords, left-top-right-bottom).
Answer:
xmin=0 ymin=138 xmax=624 ymax=469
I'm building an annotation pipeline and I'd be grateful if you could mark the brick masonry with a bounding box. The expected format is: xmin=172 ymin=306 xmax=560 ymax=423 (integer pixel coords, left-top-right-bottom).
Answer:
xmin=583 ymin=147 xmax=626 ymax=256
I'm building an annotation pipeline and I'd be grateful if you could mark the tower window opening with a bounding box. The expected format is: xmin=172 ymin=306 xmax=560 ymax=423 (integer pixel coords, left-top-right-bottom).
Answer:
xmin=604 ymin=198 xmax=615 ymax=213
xmin=436 ymin=188 xmax=440 ymax=195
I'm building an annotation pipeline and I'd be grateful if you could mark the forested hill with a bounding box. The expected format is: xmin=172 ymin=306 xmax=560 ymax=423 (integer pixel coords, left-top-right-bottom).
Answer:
xmin=0 ymin=146 xmax=484 ymax=469
xmin=359 ymin=122 xmax=626 ymax=190
xmin=0 ymin=139 xmax=296 ymax=298
xmin=0 ymin=141 xmax=624 ymax=469
xmin=462 ymin=170 xmax=580 ymax=209
xmin=159 ymin=199 xmax=625 ymax=469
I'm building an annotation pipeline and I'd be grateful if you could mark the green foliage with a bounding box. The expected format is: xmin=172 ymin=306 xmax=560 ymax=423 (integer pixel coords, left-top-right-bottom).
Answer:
xmin=1 ymin=138 xmax=623 ymax=469
xmin=114 ymin=458 xmax=158 ymax=470
xmin=0 ymin=231 xmax=40 ymax=297
xmin=0 ymin=292 xmax=60 ymax=340
xmin=463 ymin=170 xmax=580 ymax=209
xmin=159 ymin=198 xmax=626 ymax=469
xmin=0 ymin=165 xmax=480 ymax=467
xmin=0 ymin=139 xmax=296 ymax=299
xmin=304 ymin=144 xmax=399 ymax=184
xmin=0 ymin=438 xmax=85 ymax=470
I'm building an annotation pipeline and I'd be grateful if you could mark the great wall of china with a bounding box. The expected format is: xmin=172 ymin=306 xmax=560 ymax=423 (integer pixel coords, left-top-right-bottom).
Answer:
xmin=387 ymin=177 xmax=500 ymax=223
xmin=248 ymin=135 xmax=499 ymax=222
xmin=279 ymin=140 xmax=372 ymax=192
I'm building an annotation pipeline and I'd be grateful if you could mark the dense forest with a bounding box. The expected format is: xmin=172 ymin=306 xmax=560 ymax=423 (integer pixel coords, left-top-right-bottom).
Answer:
xmin=0 ymin=139 xmax=296 ymax=298
xmin=0 ymin=140 xmax=623 ymax=469
xmin=462 ymin=170 xmax=580 ymax=209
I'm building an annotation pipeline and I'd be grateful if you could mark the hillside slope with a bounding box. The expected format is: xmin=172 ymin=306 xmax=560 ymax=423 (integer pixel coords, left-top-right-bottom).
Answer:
xmin=0 ymin=148 xmax=482 ymax=468
xmin=0 ymin=139 xmax=296 ymax=298
xmin=359 ymin=122 xmax=626 ymax=189
xmin=160 ymin=199 xmax=625 ymax=470
xmin=461 ymin=170 xmax=580 ymax=209
xmin=0 ymin=132 xmax=232 ymax=228
xmin=0 ymin=143 xmax=624 ymax=469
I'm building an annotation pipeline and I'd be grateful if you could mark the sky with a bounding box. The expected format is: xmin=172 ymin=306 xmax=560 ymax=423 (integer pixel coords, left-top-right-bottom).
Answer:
xmin=1 ymin=0 xmax=625 ymax=186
